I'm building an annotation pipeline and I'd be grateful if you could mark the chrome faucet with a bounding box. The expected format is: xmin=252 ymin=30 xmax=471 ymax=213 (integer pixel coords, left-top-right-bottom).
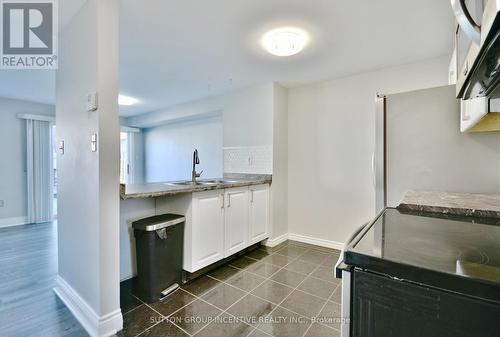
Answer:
xmin=192 ymin=149 xmax=203 ymax=183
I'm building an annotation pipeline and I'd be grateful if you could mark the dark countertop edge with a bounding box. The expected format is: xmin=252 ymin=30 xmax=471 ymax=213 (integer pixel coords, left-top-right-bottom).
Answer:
xmin=396 ymin=207 xmax=500 ymax=226
xmin=344 ymin=250 xmax=500 ymax=304
xmin=120 ymin=178 xmax=272 ymax=200
xmin=398 ymin=203 xmax=500 ymax=220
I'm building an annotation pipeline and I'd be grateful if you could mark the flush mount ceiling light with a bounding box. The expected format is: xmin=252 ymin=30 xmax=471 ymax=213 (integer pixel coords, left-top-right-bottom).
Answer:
xmin=118 ymin=95 xmax=139 ymax=106
xmin=261 ymin=27 xmax=309 ymax=57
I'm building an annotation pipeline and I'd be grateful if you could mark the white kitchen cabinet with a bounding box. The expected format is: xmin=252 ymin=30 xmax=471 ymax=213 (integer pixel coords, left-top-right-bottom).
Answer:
xmin=156 ymin=184 xmax=270 ymax=273
xmin=248 ymin=184 xmax=270 ymax=244
xmin=224 ymin=187 xmax=249 ymax=257
xmin=191 ymin=190 xmax=225 ymax=271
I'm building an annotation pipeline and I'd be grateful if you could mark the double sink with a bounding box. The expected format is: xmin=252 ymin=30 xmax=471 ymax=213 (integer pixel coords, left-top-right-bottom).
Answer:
xmin=166 ymin=179 xmax=240 ymax=187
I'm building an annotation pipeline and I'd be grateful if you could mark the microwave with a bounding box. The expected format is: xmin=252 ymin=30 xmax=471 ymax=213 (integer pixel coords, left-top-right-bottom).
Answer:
xmin=452 ymin=0 xmax=500 ymax=100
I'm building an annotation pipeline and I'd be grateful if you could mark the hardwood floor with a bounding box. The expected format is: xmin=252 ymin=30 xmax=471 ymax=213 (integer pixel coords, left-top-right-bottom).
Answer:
xmin=0 ymin=222 xmax=88 ymax=337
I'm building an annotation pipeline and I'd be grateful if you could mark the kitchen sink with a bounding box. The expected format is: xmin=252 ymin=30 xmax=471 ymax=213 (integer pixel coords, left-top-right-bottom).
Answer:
xmin=166 ymin=181 xmax=201 ymax=186
xmin=199 ymin=179 xmax=240 ymax=184
xmin=166 ymin=179 xmax=241 ymax=186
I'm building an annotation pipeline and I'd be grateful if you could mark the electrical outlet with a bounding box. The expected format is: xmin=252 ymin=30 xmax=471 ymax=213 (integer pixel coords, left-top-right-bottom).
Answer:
xmin=0 ymin=200 xmax=4 ymax=207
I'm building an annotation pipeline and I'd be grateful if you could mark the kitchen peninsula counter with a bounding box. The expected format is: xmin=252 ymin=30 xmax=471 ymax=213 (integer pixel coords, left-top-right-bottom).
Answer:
xmin=120 ymin=175 xmax=272 ymax=199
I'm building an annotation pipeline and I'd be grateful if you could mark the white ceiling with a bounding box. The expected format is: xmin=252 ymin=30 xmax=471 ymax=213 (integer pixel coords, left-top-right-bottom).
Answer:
xmin=0 ymin=0 xmax=455 ymax=116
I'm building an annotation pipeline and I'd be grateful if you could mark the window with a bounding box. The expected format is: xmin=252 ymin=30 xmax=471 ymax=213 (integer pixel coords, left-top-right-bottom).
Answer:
xmin=120 ymin=132 xmax=131 ymax=184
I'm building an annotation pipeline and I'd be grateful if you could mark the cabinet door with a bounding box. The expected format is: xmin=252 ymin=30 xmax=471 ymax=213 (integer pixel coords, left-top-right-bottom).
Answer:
xmin=249 ymin=184 xmax=270 ymax=244
xmin=191 ymin=190 xmax=225 ymax=271
xmin=224 ymin=187 xmax=249 ymax=257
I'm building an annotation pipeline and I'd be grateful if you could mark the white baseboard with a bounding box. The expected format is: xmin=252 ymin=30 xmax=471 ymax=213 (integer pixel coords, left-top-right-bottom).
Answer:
xmin=263 ymin=233 xmax=289 ymax=247
xmin=264 ymin=232 xmax=344 ymax=251
xmin=0 ymin=216 xmax=29 ymax=229
xmin=54 ymin=276 xmax=123 ymax=337
xmin=288 ymin=233 xmax=344 ymax=251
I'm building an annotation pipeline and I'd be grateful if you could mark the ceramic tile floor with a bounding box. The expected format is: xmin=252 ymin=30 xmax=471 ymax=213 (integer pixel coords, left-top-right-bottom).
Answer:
xmin=119 ymin=240 xmax=342 ymax=337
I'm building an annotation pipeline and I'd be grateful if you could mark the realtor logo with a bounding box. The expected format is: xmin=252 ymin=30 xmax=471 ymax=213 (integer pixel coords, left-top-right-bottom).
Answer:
xmin=1 ymin=0 xmax=57 ymax=69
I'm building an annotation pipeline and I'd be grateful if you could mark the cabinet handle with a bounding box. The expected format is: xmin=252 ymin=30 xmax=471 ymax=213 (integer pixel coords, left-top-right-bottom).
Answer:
xmin=220 ymin=194 xmax=224 ymax=208
xmin=250 ymin=190 xmax=254 ymax=203
xmin=227 ymin=194 xmax=231 ymax=207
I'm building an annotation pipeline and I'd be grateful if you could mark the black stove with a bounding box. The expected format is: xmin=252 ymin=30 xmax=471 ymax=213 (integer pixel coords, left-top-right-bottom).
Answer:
xmin=345 ymin=207 xmax=500 ymax=303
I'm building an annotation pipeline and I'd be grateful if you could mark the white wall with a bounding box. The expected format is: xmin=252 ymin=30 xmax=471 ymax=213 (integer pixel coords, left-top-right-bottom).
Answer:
xmin=223 ymin=83 xmax=274 ymax=148
xmin=287 ymin=56 xmax=451 ymax=245
xmin=120 ymin=198 xmax=156 ymax=280
xmin=222 ymin=84 xmax=274 ymax=175
xmin=144 ymin=115 xmax=223 ymax=182
xmin=55 ymin=0 xmax=122 ymax=335
xmin=270 ymin=84 xmax=288 ymax=240
xmin=126 ymin=96 xmax=223 ymax=129
xmin=0 ymin=97 xmax=54 ymax=225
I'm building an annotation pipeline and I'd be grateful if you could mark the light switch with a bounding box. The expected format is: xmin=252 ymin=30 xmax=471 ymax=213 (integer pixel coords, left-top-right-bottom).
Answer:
xmin=87 ymin=92 xmax=98 ymax=112
xmin=91 ymin=133 xmax=98 ymax=152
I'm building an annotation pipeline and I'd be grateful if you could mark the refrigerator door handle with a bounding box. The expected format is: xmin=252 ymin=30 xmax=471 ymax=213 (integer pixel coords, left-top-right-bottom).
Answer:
xmin=371 ymin=151 xmax=376 ymax=188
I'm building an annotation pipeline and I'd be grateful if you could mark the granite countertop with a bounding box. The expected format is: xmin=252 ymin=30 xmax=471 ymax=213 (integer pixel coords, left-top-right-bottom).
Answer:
xmin=120 ymin=174 xmax=272 ymax=199
xmin=398 ymin=190 xmax=500 ymax=219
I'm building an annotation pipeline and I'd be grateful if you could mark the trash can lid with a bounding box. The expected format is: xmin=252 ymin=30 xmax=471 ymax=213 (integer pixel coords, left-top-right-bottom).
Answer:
xmin=132 ymin=214 xmax=185 ymax=231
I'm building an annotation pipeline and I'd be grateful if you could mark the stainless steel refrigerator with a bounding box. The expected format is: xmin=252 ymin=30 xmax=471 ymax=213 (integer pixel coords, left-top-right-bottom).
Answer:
xmin=374 ymin=84 xmax=500 ymax=212
xmin=337 ymin=84 xmax=500 ymax=337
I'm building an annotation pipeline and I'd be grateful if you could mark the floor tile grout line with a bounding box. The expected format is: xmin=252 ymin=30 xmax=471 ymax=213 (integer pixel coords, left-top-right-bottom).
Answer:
xmin=228 ymin=249 xmax=303 ymax=280
xmin=206 ymin=273 xmax=298 ymax=316
xmin=312 ymin=283 xmax=344 ymax=334
xmin=177 ymin=283 xmax=257 ymax=335
xmin=203 ymin=274 xmax=272 ymax=314
xmin=256 ymin=272 xmax=335 ymax=303
xmin=137 ymin=286 xmax=219 ymax=337
xmin=328 ymin=281 xmax=342 ymax=305
xmin=300 ymin=265 xmax=336 ymax=337
xmin=133 ymin=319 xmax=168 ymax=337
xmin=231 ymin=260 xmax=340 ymax=290
xmin=120 ymin=295 xmax=146 ymax=316
xmin=275 ymin=245 xmax=339 ymax=257
xmin=300 ymin=282 xmax=344 ymax=336
xmin=256 ymin=261 xmax=325 ymax=334
xmin=192 ymin=302 xmax=263 ymax=337
xmin=206 ymin=274 xmax=267 ymax=296
xmin=138 ymin=292 xmax=196 ymax=337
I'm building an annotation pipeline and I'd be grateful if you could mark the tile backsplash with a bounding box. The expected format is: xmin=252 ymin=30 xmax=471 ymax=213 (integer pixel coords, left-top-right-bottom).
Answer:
xmin=223 ymin=146 xmax=273 ymax=174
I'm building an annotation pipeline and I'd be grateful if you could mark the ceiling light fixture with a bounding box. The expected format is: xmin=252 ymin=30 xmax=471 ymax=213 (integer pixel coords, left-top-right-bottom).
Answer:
xmin=261 ymin=27 xmax=309 ymax=57
xmin=118 ymin=95 xmax=139 ymax=106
